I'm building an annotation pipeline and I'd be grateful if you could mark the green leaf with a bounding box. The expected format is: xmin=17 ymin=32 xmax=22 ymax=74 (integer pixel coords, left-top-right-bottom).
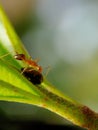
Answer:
xmin=0 ymin=6 xmax=43 ymax=104
xmin=0 ymin=6 xmax=29 ymax=69
xmin=0 ymin=80 xmax=44 ymax=106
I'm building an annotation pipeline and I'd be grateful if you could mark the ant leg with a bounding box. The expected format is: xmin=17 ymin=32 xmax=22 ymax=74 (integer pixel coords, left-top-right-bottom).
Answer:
xmin=34 ymin=58 xmax=40 ymax=63
xmin=44 ymin=66 xmax=51 ymax=78
xmin=29 ymin=55 xmax=40 ymax=63
xmin=21 ymin=63 xmax=29 ymax=74
xmin=21 ymin=67 xmax=27 ymax=74
xmin=20 ymin=63 xmax=30 ymax=74
xmin=30 ymin=57 xmax=40 ymax=63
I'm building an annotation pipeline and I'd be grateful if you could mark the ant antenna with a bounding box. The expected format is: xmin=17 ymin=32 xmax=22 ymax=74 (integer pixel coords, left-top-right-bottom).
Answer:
xmin=0 ymin=53 xmax=10 ymax=59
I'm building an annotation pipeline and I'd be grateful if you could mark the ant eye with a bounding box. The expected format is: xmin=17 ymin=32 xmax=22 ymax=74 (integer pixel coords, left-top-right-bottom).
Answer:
xmin=14 ymin=54 xmax=25 ymax=60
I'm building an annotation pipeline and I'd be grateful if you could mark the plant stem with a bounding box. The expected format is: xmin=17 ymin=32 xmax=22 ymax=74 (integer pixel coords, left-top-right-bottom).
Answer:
xmin=34 ymin=82 xmax=98 ymax=130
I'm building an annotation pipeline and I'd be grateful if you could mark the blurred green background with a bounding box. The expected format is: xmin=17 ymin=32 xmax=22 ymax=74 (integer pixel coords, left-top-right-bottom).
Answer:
xmin=0 ymin=0 xmax=98 ymax=129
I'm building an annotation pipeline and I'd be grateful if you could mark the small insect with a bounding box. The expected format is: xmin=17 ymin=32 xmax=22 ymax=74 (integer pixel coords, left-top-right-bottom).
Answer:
xmin=14 ymin=53 xmax=42 ymax=72
xmin=14 ymin=53 xmax=43 ymax=85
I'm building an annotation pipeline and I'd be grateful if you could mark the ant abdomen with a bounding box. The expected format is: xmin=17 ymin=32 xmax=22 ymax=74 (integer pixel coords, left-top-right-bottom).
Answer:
xmin=21 ymin=67 xmax=43 ymax=85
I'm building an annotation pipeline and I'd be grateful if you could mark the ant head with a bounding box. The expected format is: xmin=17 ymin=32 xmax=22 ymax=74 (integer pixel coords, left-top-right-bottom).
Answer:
xmin=14 ymin=54 xmax=25 ymax=60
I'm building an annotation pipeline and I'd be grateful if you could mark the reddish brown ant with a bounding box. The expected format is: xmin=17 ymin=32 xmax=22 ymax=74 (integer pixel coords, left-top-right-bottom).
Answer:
xmin=14 ymin=53 xmax=42 ymax=73
xmin=0 ymin=52 xmax=43 ymax=85
xmin=14 ymin=53 xmax=43 ymax=85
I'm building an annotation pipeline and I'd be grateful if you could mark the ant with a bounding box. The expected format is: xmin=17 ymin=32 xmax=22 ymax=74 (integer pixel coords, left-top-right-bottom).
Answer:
xmin=0 ymin=52 xmax=43 ymax=85
xmin=14 ymin=53 xmax=42 ymax=73
xmin=14 ymin=53 xmax=43 ymax=85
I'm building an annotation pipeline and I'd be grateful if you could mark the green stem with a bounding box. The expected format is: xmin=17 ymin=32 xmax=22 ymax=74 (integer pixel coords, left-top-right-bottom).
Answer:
xmin=1 ymin=78 xmax=98 ymax=130
xmin=36 ymin=82 xmax=98 ymax=130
